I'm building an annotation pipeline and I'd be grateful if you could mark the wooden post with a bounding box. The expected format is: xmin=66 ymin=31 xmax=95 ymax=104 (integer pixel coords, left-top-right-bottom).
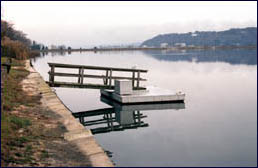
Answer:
xmin=137 ymin=71 xmax=140 ymax=88
xmin=106 ymin=114 xmax=110 ymax=127
xmin=80 ymin=68 xmax=84 ymax=84
xmin=137 ymin=111 xmax=141 ymax=123
xmin=109 ymin=69 xmax=112 ymax=88
xmin=104 ymin=70 xmax=109 ymax=85
xmin=132 ymin=72 xmax=135 ymax=89
xmin=109 ymin=113 xmax=113 ymax=129
xmin=50 ymin=66 xmax=55 ymax=86
xmin=78 ymin=68 xmax=82 ymax=83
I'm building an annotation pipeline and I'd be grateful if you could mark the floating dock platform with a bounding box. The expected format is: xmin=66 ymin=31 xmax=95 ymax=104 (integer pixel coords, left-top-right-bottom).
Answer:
xmin=100 ymin=80 xmax=185 ymax=104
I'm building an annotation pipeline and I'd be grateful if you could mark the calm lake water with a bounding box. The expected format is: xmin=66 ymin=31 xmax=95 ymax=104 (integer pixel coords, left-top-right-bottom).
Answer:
xmin=32 ymin=49 xmax=257 ymax=167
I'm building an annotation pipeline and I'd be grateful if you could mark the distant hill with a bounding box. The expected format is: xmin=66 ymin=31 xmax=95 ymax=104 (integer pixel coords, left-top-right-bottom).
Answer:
xmin=141 ymin=27 xmax=257 ymax=47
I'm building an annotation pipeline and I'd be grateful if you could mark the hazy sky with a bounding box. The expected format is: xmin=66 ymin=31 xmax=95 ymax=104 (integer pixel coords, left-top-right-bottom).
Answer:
xmin=1 ymin=1 xmax=257 ymax=48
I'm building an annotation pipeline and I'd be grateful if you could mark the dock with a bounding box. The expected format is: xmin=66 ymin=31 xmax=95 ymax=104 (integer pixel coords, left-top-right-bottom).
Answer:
xmin=47 ymin=63 xmax=185 ymax=104
xmin=47 ymin=63 xmax=147 ymax=89
xmin=101 ymin=80 xmax=185 ymax=104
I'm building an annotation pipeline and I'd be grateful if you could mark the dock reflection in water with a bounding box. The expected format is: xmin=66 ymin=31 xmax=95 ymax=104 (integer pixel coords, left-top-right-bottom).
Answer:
xmin=73 ymin=96 xmax=185 ymax=135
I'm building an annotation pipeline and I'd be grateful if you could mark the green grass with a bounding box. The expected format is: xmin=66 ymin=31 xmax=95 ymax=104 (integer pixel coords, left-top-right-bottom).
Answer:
xmin=9 ymin=116 xmax=31 ymax=129
xmin=1 ymin=58 xmax=34 ymax=166
xmin=1 ymin=61 xmax=30 ymax=140
xmin=1 ymin=58 xmax=47 ymax=167
xmin=2 ymin=67 xmax=29 ymax=111
xmin=1 ymin=57 xmax=24 ymax=66
xmin=40 ymin=150 xmax=49 ymax=159
xmin=7 ymin=136 xmax=29 ymax=147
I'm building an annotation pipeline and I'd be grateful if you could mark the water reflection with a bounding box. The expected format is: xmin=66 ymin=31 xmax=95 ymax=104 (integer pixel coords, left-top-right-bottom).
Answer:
xmin=32 ymin=49 xmax=257 ymax=66
xmin=73 ymin=96 xmax=185 ymax=135
xmin=143 ymin=49 xmax=257 ymax=65
xmin=32 ymin=49 xmax=257 ymax=166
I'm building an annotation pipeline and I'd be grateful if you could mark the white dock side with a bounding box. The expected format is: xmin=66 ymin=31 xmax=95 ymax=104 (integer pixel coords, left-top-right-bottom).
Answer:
xmin=101 ymin=80 xmax=185 ymax=104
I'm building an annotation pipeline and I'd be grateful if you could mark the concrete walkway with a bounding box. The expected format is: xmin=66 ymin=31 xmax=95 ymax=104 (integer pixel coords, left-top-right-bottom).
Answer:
xmin=24 ymin=60 xmax=114 ymax=167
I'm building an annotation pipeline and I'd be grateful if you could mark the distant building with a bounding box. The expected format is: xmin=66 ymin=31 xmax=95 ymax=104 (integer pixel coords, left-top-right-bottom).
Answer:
xmin=160 ymin=43 xmax=168 ymax=48
xmin=191 ymin=33 xmax=198 ymax=37
xmin=174 ymin=43 xmax=186 ymax=47
xmin=50 ymin=45 xmax=57 ymax=49
xmin=58 ymin=45 xmax=66 ymax=50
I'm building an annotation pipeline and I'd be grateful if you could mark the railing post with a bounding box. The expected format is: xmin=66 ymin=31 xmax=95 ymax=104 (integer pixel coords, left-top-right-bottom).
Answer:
xmin=132 ymin=72 xmax=135 ymax=89
xmin=50 ymin=65 xmax=55 ymax=86
xmin=78 ymin=67 xmax=82 ymax=84
xmin=109 ymin=69 xmax=112 ymax=88
xmin=80 ymin=68 xmax=84 ymax=84
xmin=137 ymin=71 xmax=140 ymax=89
xmin=104 ymin=70 xmax=109 ymax=85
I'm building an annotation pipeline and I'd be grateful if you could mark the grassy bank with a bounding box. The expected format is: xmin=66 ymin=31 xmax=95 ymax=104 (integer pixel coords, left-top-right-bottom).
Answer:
xmin=1 ymin=58 xmax=46 ymax=166
xmin=1 ymin=57 xmax=92 ymax=167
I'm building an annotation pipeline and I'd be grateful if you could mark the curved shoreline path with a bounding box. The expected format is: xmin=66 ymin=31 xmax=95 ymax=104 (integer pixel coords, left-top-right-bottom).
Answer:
xmin=23 ymin=60 xmax=114 ymax=167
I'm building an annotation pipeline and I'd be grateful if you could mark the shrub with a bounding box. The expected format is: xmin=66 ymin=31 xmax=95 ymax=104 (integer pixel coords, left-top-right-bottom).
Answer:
xmin=1 ymin=37 xmax=29 ymax=60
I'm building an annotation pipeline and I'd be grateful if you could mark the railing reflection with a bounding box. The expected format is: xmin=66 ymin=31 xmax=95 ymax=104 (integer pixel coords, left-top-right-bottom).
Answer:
xmin=73 ymin=96 xmax=185 ymax=135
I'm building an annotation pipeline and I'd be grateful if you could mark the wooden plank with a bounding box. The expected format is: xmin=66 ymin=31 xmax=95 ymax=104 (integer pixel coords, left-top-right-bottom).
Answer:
xmin=48 ymin=62 xmax=148 ymax=73
xmin=46 ymin=81 xmax=146 ymax=90
xmin=47 ymin=81 xmax=115 ymax=89
xmin=48 ymin=72 xmax=147 ymax=81
xmin=84 ymin=118 xmax=116 ymax=126
xmin=90 ymin=123 xmax=149 ymax=134
xmin=73 ymin=108 xmax=114 ymax=117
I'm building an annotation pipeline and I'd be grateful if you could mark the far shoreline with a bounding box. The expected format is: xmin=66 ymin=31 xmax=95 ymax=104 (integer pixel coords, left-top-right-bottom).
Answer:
xmin=37 ymin=45 xmax=257 ymax=53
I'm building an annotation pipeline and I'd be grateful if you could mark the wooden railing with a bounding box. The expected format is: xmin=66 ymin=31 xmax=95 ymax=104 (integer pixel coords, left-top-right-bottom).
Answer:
xmin=47 ymin=63 xmax=148 ymax=89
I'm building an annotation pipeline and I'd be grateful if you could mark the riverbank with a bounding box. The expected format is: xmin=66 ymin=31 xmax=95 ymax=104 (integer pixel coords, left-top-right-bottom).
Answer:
xmin=1 ymin=58 xmax=113 ymax=167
